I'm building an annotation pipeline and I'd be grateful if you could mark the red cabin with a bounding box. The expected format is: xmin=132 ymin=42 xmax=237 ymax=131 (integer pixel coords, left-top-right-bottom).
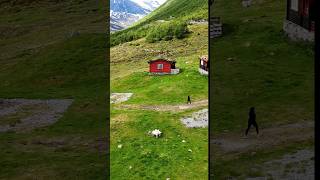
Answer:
xmin=284 ymin=0 xmax=315 ymax=41
xmin=148 ymin=59 xmax=179 ymax=75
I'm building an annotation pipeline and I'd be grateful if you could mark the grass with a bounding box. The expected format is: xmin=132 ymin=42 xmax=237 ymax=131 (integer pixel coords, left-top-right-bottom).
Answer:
xmin=212 ymin=140 xmax=314 ymax=179
xmin=111 ymin=55 xmax=208 ymax=105
xmin=111 ymin=24 xmax=208 ymax=106
xmin=110 ymin=0 xmax=208 ymax=46
xmin=110 ymin=109 xmax=208 ymax=180
xmin=110 ymin=4 xmax=208 ymax=178
xmin=210 ymin=0 xmax=314 ymax=133
xmin=210 ymin=0 xmax=314 ymax=178
xmin=0 ymin=0 xmax=108 ymax=179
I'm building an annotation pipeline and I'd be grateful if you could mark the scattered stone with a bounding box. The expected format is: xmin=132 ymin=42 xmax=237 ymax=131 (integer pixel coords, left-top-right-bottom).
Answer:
xmin=242 ymin=0 xmax=252 ymax=7
xmin=181 ymin=109 xmax=208 ymax=128
xmin=227 ymin=57 xmax=234 ymax=61
xmin=243 ymin=19 xmax=253 ymax=23
xmin=244 ymin=42 xmax=251 ymax=47
xmin=70 ymin=30 xmax=80 ymax=37
xmin=182 ymin=140 xmax=186 ymax=143
xmin=110 ymin=93 xmax=133 ymax=104
xmin=117 ymin=144 xmax=122 ymax=149
xmin=188 ymin=149 xmax=192 ymax=152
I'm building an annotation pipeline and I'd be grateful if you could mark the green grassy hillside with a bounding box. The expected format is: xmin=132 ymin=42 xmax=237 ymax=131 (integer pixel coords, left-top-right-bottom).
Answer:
xmin=111 ymin=0 xmax=208 ymax=46
xmin=137 ymin=0 xmax=208 ymax=24
xmin=111 ymin=23 xmax=208 ymax=180
xmin=111 ymin=0 xmax=208 ymax=179
xmin=210 ymin=0 xmax=314 ymax=179
xmin=0 ymin=0 xmax=108 ymax=179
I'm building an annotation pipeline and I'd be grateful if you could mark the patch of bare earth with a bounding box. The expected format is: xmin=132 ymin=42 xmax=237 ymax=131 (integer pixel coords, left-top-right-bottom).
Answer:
xmin=181 ymin=108 xmax=208 ymax=128
xmin=110 ymin=93 xmax=133 ymax=104
xmin=0 ymin=99 xmax=73 ymax=133
xmin=211 ymin=121 xmax=314 ymax=155
xmin=115 ymin=99 xmax=208 ymax=112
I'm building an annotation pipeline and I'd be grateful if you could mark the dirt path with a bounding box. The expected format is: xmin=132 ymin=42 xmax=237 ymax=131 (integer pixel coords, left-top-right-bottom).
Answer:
xmin=211 ymin=121 xmax=314 ymax=155
xmin=114 ymin=99 xmax=208 ymax=112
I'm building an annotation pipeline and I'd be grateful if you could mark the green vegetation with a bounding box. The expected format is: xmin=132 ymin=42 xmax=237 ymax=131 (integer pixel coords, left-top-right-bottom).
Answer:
xmin=111 ymin=23 xmax=208 ymax=179
xmin=0 ymin=0 xmax=108 ymax=179
xmin=110 ymin=109 xmax=208 ymax=179
xmin=210 ymin=0 xmax=314 ymax=178
xmin=110 ymin=0 xmax=207 ymax=46
xmin=146 ymin=21 xmax=188 ymax=42
xmin=111 ymin=0 xmax=208 ymax=178
xmin=112 ymin=55 xmax=207 ymax=105
xmin=213 ymin=140 xmax=314 ymax=179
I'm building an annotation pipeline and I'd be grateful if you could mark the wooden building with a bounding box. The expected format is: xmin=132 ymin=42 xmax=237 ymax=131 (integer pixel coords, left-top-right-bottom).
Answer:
xmin=148 ymin=59 xmax=180 ymax=75
xmin=283 ymin=0 xmax=315 ymax=41
xmin=210 ymin=17 xmax=222 ymax=39
xmin=199 ymin=55 xmax=208 ymax=76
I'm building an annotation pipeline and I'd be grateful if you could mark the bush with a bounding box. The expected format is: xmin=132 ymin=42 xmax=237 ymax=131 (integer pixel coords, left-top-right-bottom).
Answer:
xmin=146 ymin=21 xmax=188 ymax=43
xmin=111 ymin=21 xmax=188 ymax=46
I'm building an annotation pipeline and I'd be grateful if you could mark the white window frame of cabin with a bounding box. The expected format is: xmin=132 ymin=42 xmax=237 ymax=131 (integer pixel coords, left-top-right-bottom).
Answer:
xmin=157 ymin=64 xmax=163 ymax=69
xmin=290 ymin=0 xmax=299 ymax=11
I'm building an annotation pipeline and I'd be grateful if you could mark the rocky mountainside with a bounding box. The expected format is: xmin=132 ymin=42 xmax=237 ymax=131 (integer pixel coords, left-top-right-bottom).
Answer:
xmin=110 ymin=0 xmax=166 ymax=31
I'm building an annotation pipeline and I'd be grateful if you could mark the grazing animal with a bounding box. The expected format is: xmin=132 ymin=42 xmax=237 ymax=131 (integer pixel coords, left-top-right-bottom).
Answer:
xmin=151 ymin=129 xmax=162 ymax=138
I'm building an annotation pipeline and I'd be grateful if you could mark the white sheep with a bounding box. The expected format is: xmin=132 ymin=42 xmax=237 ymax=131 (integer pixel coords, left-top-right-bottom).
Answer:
xmin=151 ymin=129 xmax=162 ymax=138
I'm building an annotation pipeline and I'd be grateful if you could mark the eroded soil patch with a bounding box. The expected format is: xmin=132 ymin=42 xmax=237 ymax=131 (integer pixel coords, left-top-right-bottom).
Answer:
xmin=181 ymin=108 xmax=208 ymax=128
xmin=0 ymin=99 xmax=73 ymax=132
xmin=110 ymin=93 xmax=133 ymax=104
xmin=211 ymin=121 xmax=314 ymax=154
xmin=115 ymin=99 xmax=208 ymax=112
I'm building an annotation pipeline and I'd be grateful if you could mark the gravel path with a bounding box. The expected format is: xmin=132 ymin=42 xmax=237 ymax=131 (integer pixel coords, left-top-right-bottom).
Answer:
xmin=211 ymin=121 xmax=314 ymax=154
xmin=114 ymin=99 xmax=208 ymax=112
xmin=0 ymin=99 xmax=73 ymax=132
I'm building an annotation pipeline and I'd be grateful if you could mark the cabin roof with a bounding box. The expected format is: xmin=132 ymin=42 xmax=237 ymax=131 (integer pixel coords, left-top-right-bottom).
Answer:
xmin=148 ymin=58 xmax=176 ymax=64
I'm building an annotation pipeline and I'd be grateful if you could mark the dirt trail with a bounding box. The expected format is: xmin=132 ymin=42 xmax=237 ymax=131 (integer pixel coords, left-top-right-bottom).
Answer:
xmin=211 ymin=121 xmax=314 ymax=155
xmin=114 ymin=99 xmax=208 ymax=112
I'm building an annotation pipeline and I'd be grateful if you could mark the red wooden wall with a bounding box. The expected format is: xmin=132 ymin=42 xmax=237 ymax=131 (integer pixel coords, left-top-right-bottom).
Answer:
xmin=149 ymin=60 xmax=172 ymax=73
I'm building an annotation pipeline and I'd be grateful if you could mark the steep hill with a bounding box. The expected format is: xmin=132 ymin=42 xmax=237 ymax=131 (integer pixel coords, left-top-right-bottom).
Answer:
xmin=209 ymin=0 xmax=314 ymax=179
xmin=110 ymin=0 xmax=208 ymax=179
xmin=110 ymin=0 xmax=207 ymax=46
xmin=110 ymin=0 xmax=166 ymax=31
xmin=0 ymin=0 xmax=108 ymax=179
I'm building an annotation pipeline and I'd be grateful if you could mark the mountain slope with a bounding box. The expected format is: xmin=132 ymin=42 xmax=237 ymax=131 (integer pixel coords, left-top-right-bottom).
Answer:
xmin=110 ymin=0 xmax=166 ymax=31
xmin=0 ymin=0 xmax=108 ymax=179
xmin=209 ymin=0 xmax=314 ymax=179
xmin=110 ymin=0 xmax=208 ymax=179
xmin=111 ymin=0 xmax=207 ymax=46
